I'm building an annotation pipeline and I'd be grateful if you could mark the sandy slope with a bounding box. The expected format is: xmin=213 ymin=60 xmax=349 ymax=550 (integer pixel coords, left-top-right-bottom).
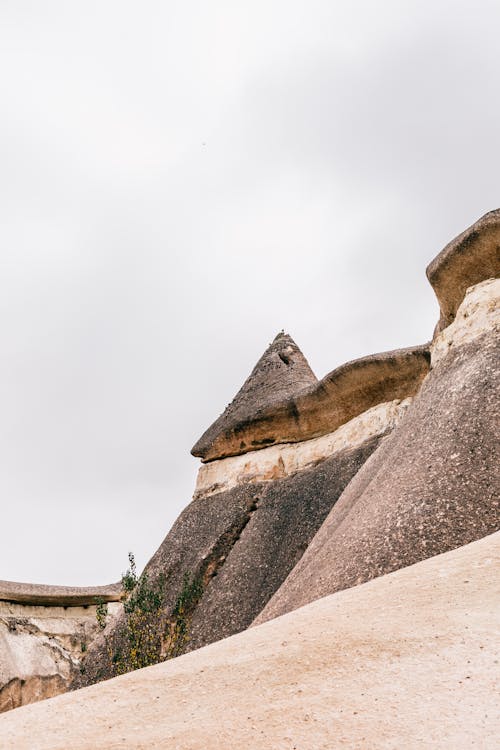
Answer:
xmin=0 ymin=532 xmax=498 ymax=750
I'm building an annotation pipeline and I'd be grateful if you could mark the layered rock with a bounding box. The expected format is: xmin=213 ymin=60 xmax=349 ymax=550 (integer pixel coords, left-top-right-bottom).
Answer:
xmin=0 ymin=583 xmax=121 ymax=713
xmin=185 ymin=433 xmax=383 ymax=652
xmin=194 ymin=397 xmax=412 ymax=499
xmin=74 ymin=213 xmax=499 ymax=689
xmin=256 ymin=277 xmax=500 ymax=624
xmin=0 ymin=581 xmax=121 ymax=607
xmin=2 ymin=210 xmax=499 ymax=717
xmin=2 ymin=532 xmax=498 ymax=749
xmin=193 ymin=344 xmax=429 ymax=462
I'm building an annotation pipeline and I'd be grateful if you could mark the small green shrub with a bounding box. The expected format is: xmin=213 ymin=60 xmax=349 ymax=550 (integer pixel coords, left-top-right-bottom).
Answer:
xmin=161 ymin=572 xmax=203 ymax=659
xmin=97 ymin=553 xmax=203 ymax=677
xmin=95 ymin=599 xmax=108 ymax=630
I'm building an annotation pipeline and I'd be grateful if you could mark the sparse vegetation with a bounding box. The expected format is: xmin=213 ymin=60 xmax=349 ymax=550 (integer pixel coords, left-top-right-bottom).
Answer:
xmin=161 ymin=572 xmax=203 ymax=660
xmin=96 ymin=553 xmax=203 ymax=677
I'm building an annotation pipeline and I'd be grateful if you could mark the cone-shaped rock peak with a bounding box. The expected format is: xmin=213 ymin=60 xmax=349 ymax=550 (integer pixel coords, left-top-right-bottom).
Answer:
xmin=191 ymin=332 xmax=317 ymax=461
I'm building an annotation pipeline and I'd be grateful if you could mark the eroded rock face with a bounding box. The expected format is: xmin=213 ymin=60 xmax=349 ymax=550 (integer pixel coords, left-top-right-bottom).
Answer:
xmin=0 ymin=599 xmax=121 ymax=713
xmin=431 ymin=277 xmax=499 ymax=366
xmin=0 ymin=581 xmax=121 ymax=607
xmin=186 ymin=434 xmax=383 ymax=651
xmin=5 ymin=213 xmax=498 ymax=714
xmin=255 ymin=282 xmax=500 ymax=624
xmin=77 ymin=343 xmax=422 ymax=688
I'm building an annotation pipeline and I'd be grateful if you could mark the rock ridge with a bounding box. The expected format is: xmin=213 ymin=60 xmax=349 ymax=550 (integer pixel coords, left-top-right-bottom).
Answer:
xmin=0 ymin=581 xmax=122 ymax=607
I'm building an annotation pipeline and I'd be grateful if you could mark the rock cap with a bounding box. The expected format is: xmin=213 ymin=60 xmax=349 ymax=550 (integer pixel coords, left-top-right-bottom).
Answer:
xmin=193 ymin=343 xmax=430 ymax=462
xmin=427 ymin=208 xmax=500 ymax=332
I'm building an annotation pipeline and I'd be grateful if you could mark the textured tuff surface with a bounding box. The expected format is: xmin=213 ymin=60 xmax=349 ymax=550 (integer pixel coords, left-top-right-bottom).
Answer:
xmin=2 ymin=532 xmax=498 ymax=750
xmin=193 ymin=344 xmax=430 ymax=461
xmin=256 ymin=330 xmax=500 ymax=624
xmin=74 ymin=434 xmax=382 ymax=686
xmin=427 ymin=208 xmax=500 ymax=331
xmin=431 ymin=278 xmax=499 ymax=366
xmin=187 ymin=434 xmax=382 ymax=651
xmin=71 ymin=484 xmax=261 ymax=688
xmin=192 ymin=332 xmax=317 ymax=460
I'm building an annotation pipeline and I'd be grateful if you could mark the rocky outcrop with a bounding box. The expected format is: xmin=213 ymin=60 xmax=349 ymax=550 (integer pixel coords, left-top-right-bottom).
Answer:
xmin=192 ymin=331 xmax=318 ymax=461
xmin=73 ymin=214 xmax=498 ymax=691
xmin=193 ymin=344 xmax=429 ymax=462
xmin=255 ymin=278 xmax=500 ymax=624
xmin=2 ymin=211 xmax=498 ymax=723
xmin=430 ymin=277 xmax=499 ymax=366
xmin=0 ymin=586 xmax=122 ymax=713
xmin=427 ymin=208 xmax=500 ymax=332
xmin=3 ymin=532 xmax=498 ymax=750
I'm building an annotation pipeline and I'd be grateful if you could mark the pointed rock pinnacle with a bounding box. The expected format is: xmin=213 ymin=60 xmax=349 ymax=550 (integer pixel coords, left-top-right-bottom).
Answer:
xmin=191 ymin=332 xmax=317 ymax=461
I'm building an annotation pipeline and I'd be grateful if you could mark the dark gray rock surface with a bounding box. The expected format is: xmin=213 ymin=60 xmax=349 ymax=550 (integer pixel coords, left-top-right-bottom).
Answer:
xmin=73 ymin=484 xmax=260 ymax=688
xmin=256 ymin=331 xmax=500 ymax=624
xmin=187 ymin=434 xmax=382 ymax=651
xmin=74 ymin=433 xmax=383 ymax=687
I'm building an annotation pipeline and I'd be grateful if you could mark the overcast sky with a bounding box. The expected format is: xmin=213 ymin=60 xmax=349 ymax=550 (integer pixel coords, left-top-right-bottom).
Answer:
xmin=1 ymin=1 xmax=498 ymax=585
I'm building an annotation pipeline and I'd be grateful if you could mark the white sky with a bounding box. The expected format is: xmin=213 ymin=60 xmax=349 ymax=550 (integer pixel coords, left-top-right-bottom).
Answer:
xmin=1 ymin=0 xmax=499 ymax=584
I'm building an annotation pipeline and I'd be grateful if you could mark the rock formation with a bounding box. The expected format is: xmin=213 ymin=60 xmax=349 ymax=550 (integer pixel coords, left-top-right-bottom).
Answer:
xmin=192 ymin=343 xmax=430 ymax=462
xmin=2 ymin=531 xmax=498 ymax=749
xmin=192 ymin=331 xmax=318 ymax=460
xmin=75 ymin=342 xmax=420 ymax=686
xmin=255 ymin=276 xmax=499 ymax=624
xmin=0 ymin=208 xmax=498 ymax=727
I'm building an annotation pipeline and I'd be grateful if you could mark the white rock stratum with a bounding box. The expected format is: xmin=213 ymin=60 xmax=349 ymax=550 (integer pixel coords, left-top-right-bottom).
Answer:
xmin=194 ymin=397 xmax=412 ymax=499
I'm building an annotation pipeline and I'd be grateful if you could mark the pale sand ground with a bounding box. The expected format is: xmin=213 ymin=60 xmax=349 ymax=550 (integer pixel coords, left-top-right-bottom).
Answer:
xmin=1 ymin=531 xmax=498 ymax=750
